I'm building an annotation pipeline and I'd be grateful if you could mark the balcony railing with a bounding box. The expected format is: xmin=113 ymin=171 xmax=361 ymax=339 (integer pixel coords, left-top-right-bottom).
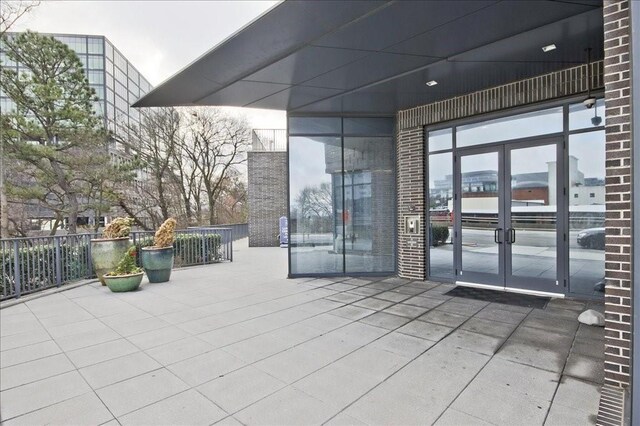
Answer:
xmin=0 ymin=226 xmax=243 ymax=301
xmin=251 ymin=129 xmax=286 ymax=151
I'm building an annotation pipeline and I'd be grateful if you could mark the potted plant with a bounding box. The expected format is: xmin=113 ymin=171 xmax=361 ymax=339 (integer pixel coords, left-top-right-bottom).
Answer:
xmin=91 ymin=217 xmax=134 ymax=286
xmin=140 ymin=218 xmax=177 ymax=283
xmin=104 ymin=246 xmax=144 ymax=292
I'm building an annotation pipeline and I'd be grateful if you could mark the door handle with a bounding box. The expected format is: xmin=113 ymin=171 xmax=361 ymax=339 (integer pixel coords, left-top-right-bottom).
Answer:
xmin=494 ymin=228 xmax=503 ymax=244
xmin=507 ymin=228 xmax=516 ymax=244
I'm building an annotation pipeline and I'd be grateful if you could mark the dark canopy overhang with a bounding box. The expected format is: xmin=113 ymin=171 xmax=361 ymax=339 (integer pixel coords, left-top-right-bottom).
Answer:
xmin=134 ymin=0 xmax=604 ymax=115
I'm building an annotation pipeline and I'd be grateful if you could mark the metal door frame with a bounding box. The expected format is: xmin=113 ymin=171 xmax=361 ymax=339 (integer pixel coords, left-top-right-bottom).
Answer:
xmin=454 ymin=135 xmax=566 ymax=296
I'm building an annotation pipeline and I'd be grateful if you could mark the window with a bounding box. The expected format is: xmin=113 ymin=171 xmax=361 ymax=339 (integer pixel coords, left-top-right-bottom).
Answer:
xmin=87 ymin=70 xmax=104 ymax=85
xmin=87 ymin=37 xmax=103 ymax=55
xmin=590 ymin=193 xmax=595 ymax=198
xmin=289 ymin=117 xmax=341 ymax=134
xmin=87 ymin=55 xmax=104 ymax=70
xmin=428 ymin=128 xmax=452 ymax=152
xmin=569 ymin=99 xmax=605 ymax=130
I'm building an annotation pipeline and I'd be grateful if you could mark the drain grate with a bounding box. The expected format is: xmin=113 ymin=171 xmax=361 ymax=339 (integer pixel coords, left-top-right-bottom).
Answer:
xmin=445 ymin=286 xmax=550 ymax=309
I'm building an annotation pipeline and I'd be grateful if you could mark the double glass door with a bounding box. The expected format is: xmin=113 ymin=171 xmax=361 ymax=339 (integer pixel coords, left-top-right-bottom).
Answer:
xmin=455 ymin=138 xmax=563 ymax=294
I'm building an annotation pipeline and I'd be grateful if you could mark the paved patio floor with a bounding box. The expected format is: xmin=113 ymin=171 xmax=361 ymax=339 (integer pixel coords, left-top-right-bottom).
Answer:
xmin=1 ymin=239 xmax=604 ymax=425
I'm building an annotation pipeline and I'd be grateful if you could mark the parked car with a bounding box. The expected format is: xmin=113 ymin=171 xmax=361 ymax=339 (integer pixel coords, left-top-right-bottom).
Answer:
xmin=577 ymin=227 xmax=605 ymax=250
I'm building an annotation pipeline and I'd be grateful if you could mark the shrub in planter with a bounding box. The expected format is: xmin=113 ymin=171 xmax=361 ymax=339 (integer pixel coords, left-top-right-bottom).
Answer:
xmin=91 ymin=217 xmax=133 ymax=286
xmin=140 ymin=218 xmax=176 ymax=283
xmin=104 ymin=246 xmax=144 ymax=292
xmin=431 ymin=225 xmax=450 ymax=247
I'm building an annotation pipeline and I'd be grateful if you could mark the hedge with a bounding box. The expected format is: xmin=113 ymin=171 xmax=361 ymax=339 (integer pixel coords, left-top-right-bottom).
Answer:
xmin=431 ymin=225 xmax=450 ymax=246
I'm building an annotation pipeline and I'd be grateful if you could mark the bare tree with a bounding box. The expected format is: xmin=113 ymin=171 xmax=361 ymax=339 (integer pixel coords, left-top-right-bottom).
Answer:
xmin=0 ymin=1 xmax=39 ymax=36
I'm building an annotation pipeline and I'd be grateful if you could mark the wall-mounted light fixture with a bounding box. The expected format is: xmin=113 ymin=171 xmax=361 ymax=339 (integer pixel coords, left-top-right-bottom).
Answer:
xmin=425 ymin=80 xmax=438 ymax=87
xmin=542 ymin=44 xmax=556 ymax=53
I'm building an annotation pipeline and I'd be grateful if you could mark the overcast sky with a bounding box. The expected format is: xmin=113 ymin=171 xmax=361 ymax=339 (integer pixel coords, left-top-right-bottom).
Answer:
xmin=14 ymin=0 xmax=286 ymax=129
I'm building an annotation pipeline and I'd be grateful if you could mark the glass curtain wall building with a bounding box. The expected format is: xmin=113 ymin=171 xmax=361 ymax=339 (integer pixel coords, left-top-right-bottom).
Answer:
xmin=0 ymin=33 xmax=152 ymax=152
xmin=289 ymin=117 xmax=395 ymax=276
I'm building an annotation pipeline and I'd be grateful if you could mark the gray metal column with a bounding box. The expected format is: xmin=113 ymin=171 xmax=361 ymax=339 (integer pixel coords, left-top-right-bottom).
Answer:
xmin=632 ymin=0 xmax=639 ymax=421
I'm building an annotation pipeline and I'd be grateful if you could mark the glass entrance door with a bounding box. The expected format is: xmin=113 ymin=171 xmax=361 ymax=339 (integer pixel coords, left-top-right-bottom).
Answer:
xmin=455 ymin=138 xmax=563 ymax=295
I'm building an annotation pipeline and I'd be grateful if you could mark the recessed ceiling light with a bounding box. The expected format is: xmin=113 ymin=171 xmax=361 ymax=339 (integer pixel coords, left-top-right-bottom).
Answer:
xmin=542 ymin=44 xmax=557 ymax=53
xmin=425 ymin=80 xmax=438 ymax=86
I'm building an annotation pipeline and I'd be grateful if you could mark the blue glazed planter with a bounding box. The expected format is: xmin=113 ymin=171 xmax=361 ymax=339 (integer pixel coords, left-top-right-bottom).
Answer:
xmin=140 ymin=247 xmax=174 ymax=283
xmin=104 ymin=272 xmax=143 ymax=292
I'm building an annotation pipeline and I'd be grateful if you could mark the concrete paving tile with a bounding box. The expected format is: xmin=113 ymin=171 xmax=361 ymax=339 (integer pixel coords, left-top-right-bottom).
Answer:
xmin=47 ymin=318 xmax=109 ymax=339
xmin=522 ymin=315 xmax=579 ymax=335
xmin=343 ymin=381 xmax=439 ymax=426
xmin=119 ymin=389 xmax=227 ymax=426
xmin=298 ymin=299 xmax=345 ymax=315
xmin=2 ymin=392 xmax=113 ymax=426
xmin=328 ymin=321 xmax=388 ymax=347
xmin=297 ymin=312 xmax=352 ymax=332
xmin=383 ymin=303 xmax=429 ymax=319
xmin=572 ymin=339 xmax=605 ymax=359
xmin=419 ymin=309 xmax=469 ymax=328
xmin=96 ymin=368 xmax=189 ymax=417
xmin=552 ymin=376 xmax=601 ymax=413
xmin=213 ymin=416 xmax=245 ymax=425
xmin=197 ymin=365 xmax=286 ymax=413
xmin=564 ymin=353 xmax=604 ymax=384
xmin=359 ymin=311 xmax=411 ymax=330
xmin=168 ymin=349 xmax=246 ymax=386
xmin=110 ymin=316 xmax=171 ymax=337
xmin=0 ymin=353 xmax=75 ymax=391
xmin=0 ymin=340 xmax=61 ymax=368
xmin=79 ymin=351 xmax=161 ymax=389
xmin=474 ymin=306 xmax=528 ymax=324
xmin=325 ymin=283 xmax=358 ymax=292
xmin=346 ymin=287 xmax=381 ymax=297
xmin=66 ymin=338 xmax=139 ymax=368
xmin=487 ymin=302 xmax=533 ymax=314
xmin=0 ymin=328 xmax=51 ymax=351
xmin=56 ymin=328 xmax=121 ymax=352
xmin=496 ymin=340 xmax=567 ymax=373
xmin=403 ymin=295 xmax=446 ymax=309
xmin=39 ymin=309 xmax=95 ymax=329
xmin=329 ymin=305 xmax=376 ymax=321
xmin=576 ymin=324 xmax=605 ymax=341
xmin=369 ymin=331 xmax=435 ymax=358
xmin=145 ymin=336 xmax=214 ymax=365
xmin=393 ymin=285 xmax=427 ymax=296
xmin=294 ymin=363 xmax=381 ymax=409
xmin=353 ymin=297 xmax=395 ymax=311
xmin=198 ymin=323 xmax=259 ymax=348
xmin=325 ymin=292 xmax=365 ymax=304
xmin=0 ymin=313 xmax=45 ymax=337
xmin=434 ymin=408 xmax=494 ymax=425
xmin=546 ymin=403 xmax=598 ymax=425
xmin=397 ymin=320 xmax=453 ymax=342
xmin=439 ymin=329 xmax=504 ymax=356
xmin=125 ymin=325 xmax=190 ymax=350
xmin=451 ymin=374 xmax=552 ymax=425
xmin=460 ymin=317 xmax=517 ymax=338
xmin=0 ymin=371 xmax=91 ymax=420
xmin=254 ymin=345 xmax=337 ymax=384
xmin=510 ymin=326 xmax=574 ymax=354
xmin=235 ymin=386 xmax=339 ymax=425
xmin=324 ymin=413 xmax=368 ymax=426
xmin=333 ymin=345 xmax=411 ymax=380
xmin=374 ymin=291 xmax=412 ymax=303
xmin=435 ymin=300 xmax=484 ymax=316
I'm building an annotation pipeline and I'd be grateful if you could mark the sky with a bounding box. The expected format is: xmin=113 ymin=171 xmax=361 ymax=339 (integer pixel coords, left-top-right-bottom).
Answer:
xmin=13 ymin=0 xmax=287 ymax=129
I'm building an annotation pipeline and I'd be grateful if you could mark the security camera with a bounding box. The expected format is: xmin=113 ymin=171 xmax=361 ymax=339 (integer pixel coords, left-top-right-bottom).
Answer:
xmin=583 ymin=96 xmax=596 ymax=109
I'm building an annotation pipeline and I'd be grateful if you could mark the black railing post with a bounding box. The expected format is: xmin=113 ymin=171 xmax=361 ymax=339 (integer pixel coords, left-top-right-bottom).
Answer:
xmin=201 ymin=229 xmax=206 ymax=264
xmin=54 ymin=237 xmax=62 ymax=287
xmin=230 ymin=229 xmax=233 ymax=262
xmin=12 ymin=240 xmax=21 ymax=298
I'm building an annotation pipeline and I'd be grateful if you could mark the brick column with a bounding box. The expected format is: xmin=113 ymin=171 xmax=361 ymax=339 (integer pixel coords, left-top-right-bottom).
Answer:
xmin=396 ymin=126 xmax=426 ymax=279
xmin=603 ymin=0 xmax=632 ymax=388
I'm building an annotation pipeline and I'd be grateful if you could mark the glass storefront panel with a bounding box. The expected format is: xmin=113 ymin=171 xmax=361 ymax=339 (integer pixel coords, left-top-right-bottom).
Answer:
xmin=569 ymin=130 xmax=605 ymax=296
xmin=343 ymin=118 xmax=394 ymax=135
xmin=428 ymin=128 xmax=452 ymax=152
xmin=457 ymin=107 xmax=563 ymax=148
xmin=569 ymin=99 xmax=606 ymax=130
xmin=289 ymin=117 xmax=341 ymax=135
xmin=428 ymin=152 xmax=454 ymax=279
xmin=343 ymin=137 xmax=395 ymax=273
xmin=289 ymin=136 xmax=343 ymax=274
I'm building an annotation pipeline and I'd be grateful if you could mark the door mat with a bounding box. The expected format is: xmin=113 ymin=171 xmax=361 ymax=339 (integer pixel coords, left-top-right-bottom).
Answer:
xmin=445 ymin=286 xmax=550 ymax=309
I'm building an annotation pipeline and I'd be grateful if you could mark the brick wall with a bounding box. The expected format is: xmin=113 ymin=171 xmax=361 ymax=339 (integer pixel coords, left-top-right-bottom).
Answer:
xmin=396 ymin=126 xmax=426 ymax=279
xmin=247 ymin=151 xmax=287 ymax=247
xmin=602 ymin=0 xmax=632 ymax=389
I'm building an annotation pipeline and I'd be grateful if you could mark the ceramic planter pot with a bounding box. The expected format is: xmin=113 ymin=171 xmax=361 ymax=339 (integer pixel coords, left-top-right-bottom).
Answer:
xmin=104 ymin=272 xmax=144 ymax=292
xmin=90 ymin=237 xmax=131 ymax=286
xmin=140 ymin=246 xmax=174 ymax=283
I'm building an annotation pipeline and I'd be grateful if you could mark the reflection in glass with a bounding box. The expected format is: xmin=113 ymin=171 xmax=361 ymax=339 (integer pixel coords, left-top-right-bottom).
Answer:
xmin=289 ymin=136 xmax=342 ymax=274
xmin=509 ymin=144 xmax=557 ymax=281
xmin=457 ymin=107 xmax=563 ymax=148
xmin=428 ymin=153 xmax=453 ymax=279
xmin=569 ymin=99 xmax=605 ymax=130
xmin=460 ymin=152 xmax=500 ymax=275
xmin=569 ymin=131 xmax=605 ymax=296
xmin=289 ymin=117 xmax=341 ymax=135
xmin=344 ymin=118 xmax=394 ymax=135
xmin=428 ymin=128 xmax=452 ymax=152
xmin=343 ymin=137 xmax=395 ymax=273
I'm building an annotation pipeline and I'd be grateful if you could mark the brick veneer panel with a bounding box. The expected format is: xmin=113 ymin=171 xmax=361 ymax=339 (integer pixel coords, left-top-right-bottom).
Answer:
xmin=396 ymin=126 xmax=426 ymax=279
xmin=247 ymin=152 xmax=287 ymax=247
xmin=603 ymin=0 xmax=632 ymax=389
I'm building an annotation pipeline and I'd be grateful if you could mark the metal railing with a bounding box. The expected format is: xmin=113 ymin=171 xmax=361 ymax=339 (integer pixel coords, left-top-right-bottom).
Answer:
xmin=251 ymin=129 xmax=286 ymax=151
xmin=193 ymin=223 xmax=248 ymax=241
xmin=1 ymin=228 xmax=233 ymax=301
